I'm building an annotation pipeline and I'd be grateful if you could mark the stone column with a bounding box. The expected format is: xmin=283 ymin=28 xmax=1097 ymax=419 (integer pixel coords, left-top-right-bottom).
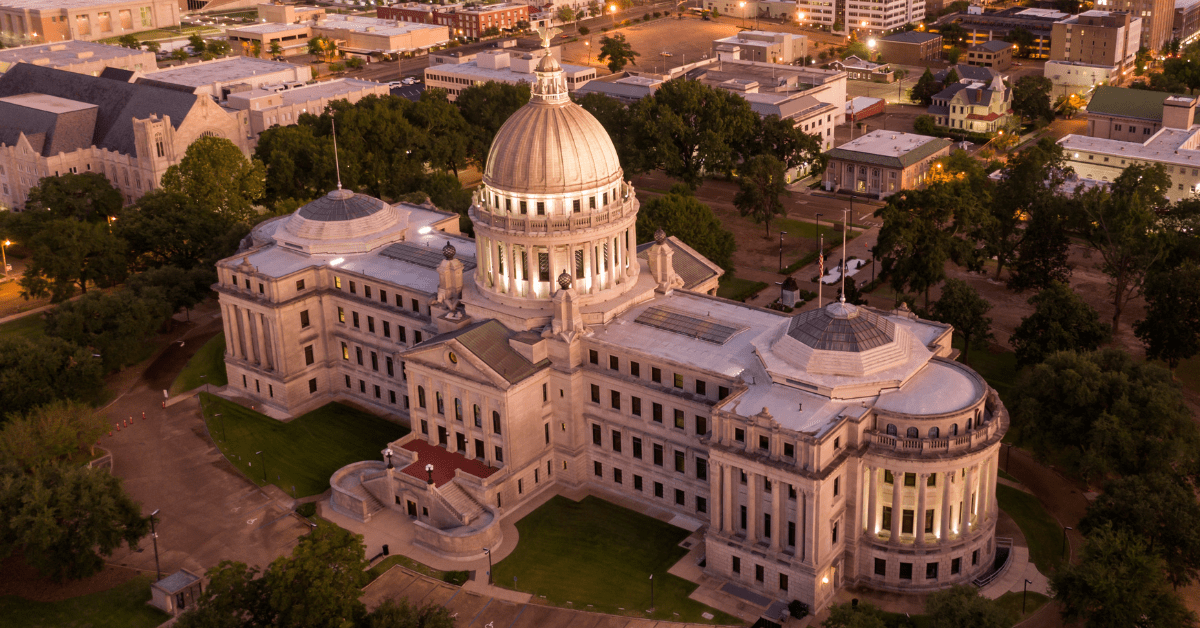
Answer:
xmin=241 ymin=307 xmax=257 ymax=364
xmin=867 ymin=465 xmax=878 ymax=536
xmin=710 ymin=461 xmax=723 ymax=533
xmin=723 ymin=464 xmax=734 ymax=533
xmin=270 ymin=315 xmax=286 ymax=373
xmin=916 ymin=473 xmax=929 ymax=545
xmin=808 ymin=488 xmax=819 ymax=564
xmin=771 ymin=476 xmax=784 ymax=551
xmin=965 ymin=464 xmax=976 ymax=531
xmin=940 ymin=470 xmax=952 ymax=541
xmin=475 ymin=235 xmax=487 ymax=284
xmin=746 ymin=472 xmax=759 ymax=544
xmin=890 ymin=470 xmax=902 ymax=540
xmin=491 ymin=241 xmax=502 ymax=292
xmin=507 ymin=241 xmax=517 ymax=295
xmin=255 ymin=312 xmax=269 ymax=370
xmin=224 ymin=304 xmax=241 ymax=359
xmin=795 ymin=488 xmax=804 ymax=557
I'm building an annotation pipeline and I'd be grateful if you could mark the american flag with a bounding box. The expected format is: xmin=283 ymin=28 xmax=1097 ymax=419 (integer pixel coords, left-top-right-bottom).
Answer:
xmin=818 ymin=251 xmax=824 ymax=276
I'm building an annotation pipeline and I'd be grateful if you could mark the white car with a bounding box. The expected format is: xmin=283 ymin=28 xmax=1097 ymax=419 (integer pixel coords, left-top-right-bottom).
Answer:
xmin=388 ymin=81 xmax=403 ymax=88
xmin=401 ymin=77 xmax=416 ymax=85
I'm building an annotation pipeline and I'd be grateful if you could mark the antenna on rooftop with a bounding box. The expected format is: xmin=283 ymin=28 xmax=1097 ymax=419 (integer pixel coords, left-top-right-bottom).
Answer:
xmin=332 ymin=117 xmax=343 ymax=190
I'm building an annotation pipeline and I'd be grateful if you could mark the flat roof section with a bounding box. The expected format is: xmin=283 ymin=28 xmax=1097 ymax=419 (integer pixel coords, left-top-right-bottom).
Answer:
xmin=0 ymin=40 xmax=148 ymax=69
xmin=399 ymin=439 xmax=499 ymax=487
xmin=0 ymin=0 xmax=146 ymax=8
xmin=144 ymin=57 xmax=302 ymax=87
xmin=0 ymin=92 xmax=95 ymax=113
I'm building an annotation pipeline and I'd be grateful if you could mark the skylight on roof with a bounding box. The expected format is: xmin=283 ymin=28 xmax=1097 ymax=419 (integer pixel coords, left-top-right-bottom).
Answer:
xmin=633 ymin=306 xmax=745 ymax=345
xmin=379 ymin=241 xmax=476 ymax=270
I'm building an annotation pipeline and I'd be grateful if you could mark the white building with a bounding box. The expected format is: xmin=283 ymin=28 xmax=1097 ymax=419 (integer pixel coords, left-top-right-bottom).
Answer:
xmin=712 ymin=30 xmax=808 ymax=64
xmin=424 ymin=48 xmax=593 ymax=100
xmin=216 ymin=47 xmax=1007 ymax=613
xmin=141 ymin=56 xmax=309 ymax=102
xmin=226 ymin=78 xmax=391 ymax=146
xmin=0 ymin=39 xmax=155 ymax=75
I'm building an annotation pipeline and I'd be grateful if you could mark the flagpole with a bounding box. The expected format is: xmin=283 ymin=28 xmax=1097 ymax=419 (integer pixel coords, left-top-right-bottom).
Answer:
xmin=840 ymin=208 xmax=848 ymax=303
xmin=817 ymin=233 xmax=823 ymax=309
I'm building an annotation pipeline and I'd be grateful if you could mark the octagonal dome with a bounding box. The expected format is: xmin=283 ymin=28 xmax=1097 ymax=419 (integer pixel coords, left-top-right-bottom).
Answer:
xmin=278 ymin=188 xmax=409 ymax=255
xmin=786 ymin=301 xmax=896 ymax=352
xmin=483 ymin=62 xmax=623 ymax=196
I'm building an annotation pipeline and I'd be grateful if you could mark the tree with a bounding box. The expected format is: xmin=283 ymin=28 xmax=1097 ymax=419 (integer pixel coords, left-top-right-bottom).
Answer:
xmin=171 ymin=48 xmax=190 ymax=63
xmin=175 ymin=561 xmax=269 ymax=628
xmin=364 ymin=599 xmax=456 ymax=628
xmin=1012 ymin=75 xmax=1055 ymax=125
xmin=0 ymin=461 xmax=150 ymax=582
xmin=255 ymin=123 xmax=337 ymax=204
xmin=1052 ymin=525 xmax=1197 ymax=628
xmin=0 ymin=336 xmax=105 ymax=416
xmin=578 ymin=92 xmax=651 ymax=175
xmin=143 ymin=40 xmax=160 ymax=54
xmin=821 ymin=600 xmax=887 ymax=628
xmin=598 ymin=33 xmax=640 ymax=72
xmin=1136 ymin=261 xmax=1200 ymax=371
xmin=455 ymin=81 xmax=530 ymax=168
xmin=944 ymin=66 xmax=960 ymax=85
xmin=1003 ymin=27 xmax=1035 ymax=58
xmin=556 ymin=5 xmax=575 ymax=24
xmin=939 ymin=22 xmax=968 ymax=48
xmin=1081 ymin=473 xmax=1200 ymax=589
xmin=0 ymin=401 xmax=108 ymax=470
xmin=206 ymin=40 xmax=231 ymax=57
xmin=747 ymin=114 xmax=824 ymax=173
xmin=187 ymin=34 xmax=206 ymax=54
xmin=1006 ymin=195 xmax=1073 ymax=292
xmin=910 ymin=68 xmax=940 ymax=106
xmin=161 ymin=136 xmax=266 ymax=223
xmin=44 ymin=288 xmax=172 ymax=372
xmin=913 ymin=114 xmax=937 ymax=135
xmin=118 ymin=191 xmax=238 ymax=270
xmin=345 ymin=56 xmax=364 ymax=69
xmin=116 ymin=34 xmax=140 ymax=49
xmin=925 ymin=585 xmax=1014 ymax=628
xmin=263 ymin=525 xmax=368 ymax=628
xmin=930 ymin=279 xmax=993 ymax=365
xmin=733 ymin=154 xmax=790 ymax=238
xmin=25 ymin=172 xmax=123 ymax=223
xmin=1010 ymin=348 xmax=1198 ymax=482
xmin=307 ymin=35 xmax=338 ymax=62
xmin=637 ymin=185 xmax=736 ymax=272
xmin=126 ymin=266 xmax=216 ymax=319
xmin=947 ymin=46 xmax=962 ymax=64
xmin=979 ymin=138 xmax=1069 ymax=279
xmin=269 ymin=41 xmax=283 ymax=57
xmin=634 ymin=79 xmax=758 ymax=188
xmin=1010 ymin=282 xmax=1110 ymax=368
xmin=1074 ymin=164 xmax=1171 ymax=332
xmin=19 ymin=219 xmax=127 ymax=302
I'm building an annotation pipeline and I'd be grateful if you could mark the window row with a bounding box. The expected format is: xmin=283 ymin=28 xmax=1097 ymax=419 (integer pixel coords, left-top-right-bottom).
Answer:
xmin=416 ymin=386 xmax=503 ymax=435
xmin=592 ymin=460 xmax=708 ymax=513
xmin=334 ymin=275 xmax=428 ymax=317
xmin=587 ymin=349 xmax=730 ymax=401
xmin=343 ymin=373 xmax=408 ymax=408
xmin=482 ymin=184 xmax=623 ymax=217
xmin=419 ymin=418 xmax=504 ymax=466
xmin=337 ymin=341 xmax=404 ymax=379
xmin=730 ymin=555 xmax=792 ymax=593
xmin=731 ymin=425 xmax=839 ymax=460
xmin=872 ymin=550 xmax=980 ymax=581
xmin=332 ymin=306 xmax=424 ymax=345
xmin=590 ymin=423 xmax=708 ymax=480
xmin=589 ymin=384 xmax=710 ymax=436
xmin=882 ymin=411 xmax=985 ymax=439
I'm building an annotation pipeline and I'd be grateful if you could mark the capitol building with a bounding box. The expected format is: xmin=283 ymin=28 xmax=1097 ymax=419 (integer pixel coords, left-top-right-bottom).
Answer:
xmin=215 ymin=49 xmax=1008 ymax=611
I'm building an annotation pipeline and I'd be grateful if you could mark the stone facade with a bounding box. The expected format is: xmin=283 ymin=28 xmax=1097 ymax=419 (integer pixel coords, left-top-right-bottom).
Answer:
xmin=0 ymin=0 xmax=179 ymax=45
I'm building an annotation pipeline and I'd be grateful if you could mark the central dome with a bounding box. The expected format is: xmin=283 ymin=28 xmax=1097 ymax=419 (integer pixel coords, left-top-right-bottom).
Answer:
xmin=786 ymin=301 xmax=896 ymax=352
xmin=483 ymin=55 xmax=623 ymax=196
xmin=279 ymin=188 xmax=408 ymax=255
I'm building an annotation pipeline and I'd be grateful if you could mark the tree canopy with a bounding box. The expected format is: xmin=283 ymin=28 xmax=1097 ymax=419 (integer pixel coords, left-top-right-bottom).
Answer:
xmin=1135 ymin=260 xmax=1200 ymax=371
xmin=44 ymin=287 xmax=173 ymax=372
xmin=598 ymin=33 xmax=640 ymax=72
xmin=161 ymin=136 xmax=265 ymax=223
xmin=1012 ymin=75 xmax=1055 ymax=125
xmin=24 ymin=172 xmax=123 ymax=223
xmin=0 ymin=336 xmax=105 ymax=416
xmin=1010 ymin=281 xmax=1110 ymax=368
xmin=925 ymin=585 xmax=1014 ymax=628
xmin=929 ymin=279 xmax=993 ymax=365
xmin=455 ymin=81 xmax=531 ymax=168
xmin=733 ymin=154 xmax=790 ymax=238
xmin=18 ymin=219 xmax=127 ymax=302
xmin=636 ymin=184 xmax=735 ymax=272
xmin=910 ymin=68 xmax=940 ymax=106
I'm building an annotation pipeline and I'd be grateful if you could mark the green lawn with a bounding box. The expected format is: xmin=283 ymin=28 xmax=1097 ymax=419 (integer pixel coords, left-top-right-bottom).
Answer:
xmin=367 ymin=555 xmax=468 ymax=586
xmin=997 ymin=484 xmax=1065 ymax=574
xmin=994 ymin=590 xmax=1050 ymax=622
xmin=774 ymin=216 xmax=854 ymax=243
xmin=171 ymin=333 xmax=228 ymax=394
xmin=716 ymin=276 xmax=768 ymax=302
xmin=0 ymin=313 xmax=45 ymax=340
xmin=200 ymin=394 xmax=408 ymax=497
xmin=493 ymin=496 xmax=739 ymax=624
xmin=0 ymin=575 xmax=168 ymax=628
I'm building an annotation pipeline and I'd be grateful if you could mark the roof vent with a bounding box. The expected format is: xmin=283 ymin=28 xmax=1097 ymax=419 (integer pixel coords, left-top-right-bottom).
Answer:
xmin=48 ymin=44 xmax=66 ymax=51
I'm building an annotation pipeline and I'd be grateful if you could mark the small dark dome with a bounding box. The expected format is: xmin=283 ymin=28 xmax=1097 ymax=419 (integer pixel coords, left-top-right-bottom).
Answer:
xmin=786 ymin=302 xmax=895 ymax=353
xmin=557 ymin=269 xmax=573 ymax=290
xmin=297 ymin=188 xmax=388 ymax=222
xmin=653 ymin=227 xmax=667 ymax=245
xmin=442 ymin=241 xmax=457 ymax=260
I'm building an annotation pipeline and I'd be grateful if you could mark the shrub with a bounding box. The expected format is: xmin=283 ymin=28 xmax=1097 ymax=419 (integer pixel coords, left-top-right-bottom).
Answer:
xmin=443 ymin=570 xmax=470 ymax=586
xmin=788 ymin=600 xmax=809 ymax=619
xmin=296 ymin=503 xmax=317 ymax=518
xmin=579 ymin=26 xmax=590 ymax=34
xmin=653 ymin=11 xmax=661 ymax=17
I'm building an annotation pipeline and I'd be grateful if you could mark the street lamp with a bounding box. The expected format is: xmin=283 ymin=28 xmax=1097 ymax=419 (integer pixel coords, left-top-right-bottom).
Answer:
xmin=610 ymin=3 xmax=617 ymax=26
xmin=425 ymin=463 xmax=435 ymax=484
xmin=739 ymin=1 xmax=746 ymax=27
xmin=385 ymin=448 xmax=393 ymax=469
xmin=1 ymin=239 xmax=10 ymax=278
xmin=256 ymin=450 xmax=266 ymax=483
xmin=649 ymin=573 xmax=655 ymax=609
xmin=584 ymin=39 xmax=590 ymax=63
xmin=149 ymin=509 xmax=162 ymax=581
xmin=1062 ymin=525 xmax=1073 ymax=557
xmin=1022 ymin=578 xmax=1033 ymax=613
xmin=483 ymin=547 xmax=493 ymax=584
xmin=778 ymin=230 xmax=787 ymax=272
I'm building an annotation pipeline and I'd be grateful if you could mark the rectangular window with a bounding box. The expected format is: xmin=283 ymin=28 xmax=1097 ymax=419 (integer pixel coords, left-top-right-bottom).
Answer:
xmin=973 ymin=549 xmax=979 ymax=565
xmin=926 ymin=562 xmax=939 ymax=580
xmin=300 ymin=310 xmax=310 ymax=328
xmin=900 ymin=562 xmax=912 ymax=580
xmin=882 ymin=506 xmax=892 ymax=531
xmin=589 ymin=349 xmax=598 ymax=365
xmin=695 ymin=379 xmax=706 ymax=396
xmin=904 ymin=472 xmax=917 ymax=487
xmin=495 ymin=446 xmax=504 ymax=462
xmin=652 ymin=367 xmax=662 ymax=383
xmin=140 ymin=6 xmax=153 ymax=27
xmin=875 ymin=558 xmax=886 ymax=576
xmin=338 ymin=307 xmax=345 ymax=323
xmin=356 ymin=347 xmax=363 ymax=366
xmin=735 ymin=428 xmax=745 ymax=443
xmin=612 ymin=430 xmax=622 ymax=453
xmin=493 ymin=412 xmax=502 ymax=434
xmin=414 ymin=331 xmax=423 ymax=343
xmin=951 ymin=558 xmax=961 ymax=574
xmin=609 ymin=355 xmax=618 ymax=370
xmin=411 ymin=298 xmax=420 ymax=312
xmin=614 ymin=468 xmax=623 ymax=484
xmin=834 ymin=477 xmax=840 ymax=497
xmin=398 ymin=326 xmax=406 ymax=343
xmin=592 ymin=424 xmax=602 ymax=445
xmin=632 ymin=437 xmax=642 ymax=459
xmin=902 ymin=509 xmax=915 ymax=535
xmin=634 ymin=474 xmax=643 ymax=491
xmin=695 ymin=416 xmax=708 ymax=435
xmin=759 ymin=435 xmax=770 ymax=450
xmin=341 ymin=343 xmax=349 ymax=361
xmin=653 ymin=444 xmax=664 ymax=466
xmin=371 ymin=352 xmax=378 ymax=371
xmin=631 ymin=396 xmax=642 ymax=416
xmin=386 ymin=357 xmax=394 ymax=377
xmin=591 ymin=384 xmax=600 ymax=404
xmin=832 ymin=521 xmax=839 ymax=544
xmin=654 ymin=481 xmax=664 ymax=498
xmin=696 ymin=457 xmax=707 ymax=480
xmin=594 ymin=461 xmax=603 ymax=477
xmin=436 ymin=392 xmax=444 ymax=414
xmin=732 ymin=556 xmax=741 ymax=574
xmin=309 ymin=378 xmax=317 ymax=393
xmin=755 ymin=564 xmax=764 ymax=583
xmin=926 ymin=509 xmax=935 ymax=534
xmin=673 ymin=373 xmax=683 ymax=389
xmin=367 ymin=316 xmax=375 ymax=333
xmin=719 ymin=386 xmax=730 ymax=399
xmin=779 ymin=573 xmax=788 ymax=591
xmin=305 ymin=345 xmax=315 ymax=365
xmin=349 ymin=281 xmax=357 ymax=294
xmin=675 ymin=489 xmax=685 ymax=506
xmin=674 ymin=409 xmax=685 ymax=429
xmin=364 ymin=285 xmax=372 ymax=299
xmin=352 ymin=312 xmax=360 ymax=328
xmin=784 ymin=442 xmax=794 ymax=458
xmin=652 ymin=403 xmax=663 ymax=423
xmin=674 ymin=450 xmax=685 ymax=473
xmin=380 ymin=290 xmax=387 ymax=303
xmin=630 ymin=361 xmax=640 ymax=377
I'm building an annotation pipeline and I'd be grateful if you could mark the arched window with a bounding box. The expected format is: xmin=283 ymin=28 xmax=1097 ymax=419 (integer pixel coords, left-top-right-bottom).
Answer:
xmin=967 ymin=417 xmax=974 ymax=431
xmin=436 ymin=392 xmax=444 ymax=415
xmin=417 ymin=386 xmax=426 ymax=408
xmin=928 ymin=427 xmax=940 ymax=438
xmin=491 ymin=411 xmax=501 ymax=435
xmin=906 ymin=427 xmax=919 ymax=439
xmin=950 ymin=423 xmax=958 ymax=436
xmin=886 ymin=424 xmax=897 ymax=436
xmin=473 ymin=404 xmax=481 ymax=428
xmin=154 ymin=133 xmax=164 ymax=158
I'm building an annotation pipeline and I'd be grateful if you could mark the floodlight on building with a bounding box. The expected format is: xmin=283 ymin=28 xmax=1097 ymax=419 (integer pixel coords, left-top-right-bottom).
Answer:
xmin=330 ymin=257 xmax=345 ymax=266
xmin=419 ymin=226 xmax=433 ymax=234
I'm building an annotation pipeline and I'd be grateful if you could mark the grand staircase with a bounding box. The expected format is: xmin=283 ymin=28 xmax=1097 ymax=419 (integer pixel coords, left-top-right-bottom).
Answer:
xmin=437 ymin=482 xmax=487 ymax=525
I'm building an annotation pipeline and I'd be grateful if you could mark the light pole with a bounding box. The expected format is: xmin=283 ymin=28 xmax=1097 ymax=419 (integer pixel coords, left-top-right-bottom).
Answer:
xmin=778 ymin=230 xmax=787 ymax=272
xmin=256 ymin=450 xmax=266 ymax=483
xmin=649 ymin=573 xmax=655 ymax=609
xmin=1062 ymin=525 xmax=1073 ymax=558
xmin=584 ymin=39 xmax=590 ymax=63
xmin=1022 ymin=578 xmax=1033 ymax=613
xmin=425 ymin=463 xmax=435 ymax=484
xmin=484 ymin=547 xmax=493 ymax=584
xmin=739 ymin=1 xmax=745 ymax=26
xmin=1 ymin=239 xmax=9 ymax=277
xmin=214 ymin=413 xmax=225 ymax=442
xmin=149 ymin=509 xmax=162 ymax=581
xmin=610 ymin=3 xmax=618 ymax=27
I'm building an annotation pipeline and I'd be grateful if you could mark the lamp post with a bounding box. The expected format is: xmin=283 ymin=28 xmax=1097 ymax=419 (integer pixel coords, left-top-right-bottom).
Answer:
xmin=649 ymin=573 xmax=655 ymax=609
xmin=610 ymin=3 xmax=618 ymax=27
xmin=584 ymin=39 xmax=590 ymax=63
xmin=1062 ymin=525 xmax=1073 ymax=558
xmin=1 ymin=239 xmax=10 ymax=277
xmin=256 ymin=450 xmax=266 ymax=483
xmin=425 ymin=463 xmax=434 ymax=484
xmin=1022 ymin=578 xmax=1033 ymax=613
xmin=385 ymin=448 xmax=393 ymax=469
xmin=778 ymin=230 xmax=787 ymax=272
xmin=149 ymin=509 xmax=162 ymax=581
xmin=484 ymin=547 xmax=493 ymax=584
xmin=739 ymin=1 xmax=746 ymax=26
